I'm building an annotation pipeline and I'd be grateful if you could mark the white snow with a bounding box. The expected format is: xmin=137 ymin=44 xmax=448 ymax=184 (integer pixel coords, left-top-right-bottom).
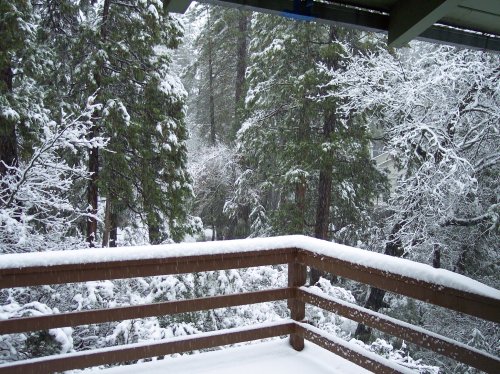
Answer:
xmin=147 ymin=4 xmax=159 ymax=20
xmin=83 ymin=338 xmax=372 ymax=374
xmin=296 ymin=322 xmax=415 ymax=374
xmin=157 ymin=73 xmax=187 ymax=99
xmin=1 ymin=235 xmax=499 ymax=300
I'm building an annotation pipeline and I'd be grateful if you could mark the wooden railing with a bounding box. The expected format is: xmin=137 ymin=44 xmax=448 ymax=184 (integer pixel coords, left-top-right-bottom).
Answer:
xmin=0 ymin=237 xmax=499 ymax=373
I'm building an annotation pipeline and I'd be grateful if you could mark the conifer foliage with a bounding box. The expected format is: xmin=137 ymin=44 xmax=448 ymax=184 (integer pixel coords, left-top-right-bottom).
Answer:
xmin=0 ymin=0 xmax=195 ymax=252
xmin=235 ymin=16 xmax=386 ymax=243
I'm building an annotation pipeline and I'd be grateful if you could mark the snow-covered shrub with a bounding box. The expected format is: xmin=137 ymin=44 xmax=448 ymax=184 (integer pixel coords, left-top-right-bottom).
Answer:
xmin=306 ymin=277 xmax=357 ymax=338
xmin=351 ymin=338 xmax=440 ymax=374
xmin=0 ymin=288 xmax=74 ymax=362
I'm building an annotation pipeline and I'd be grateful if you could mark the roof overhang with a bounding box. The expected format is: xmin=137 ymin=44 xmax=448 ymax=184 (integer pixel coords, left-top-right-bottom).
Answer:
xmin=166 ymin=0 xmax=500 ymax=52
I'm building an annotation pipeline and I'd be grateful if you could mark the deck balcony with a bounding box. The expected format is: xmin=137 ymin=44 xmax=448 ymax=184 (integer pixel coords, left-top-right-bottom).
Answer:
xmin=0 ymin=236 xmax=499 ymax=373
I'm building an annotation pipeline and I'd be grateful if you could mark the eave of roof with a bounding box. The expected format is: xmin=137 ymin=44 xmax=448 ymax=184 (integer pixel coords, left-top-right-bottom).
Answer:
xmin=166 ymin=0 xmax=500 ymax=52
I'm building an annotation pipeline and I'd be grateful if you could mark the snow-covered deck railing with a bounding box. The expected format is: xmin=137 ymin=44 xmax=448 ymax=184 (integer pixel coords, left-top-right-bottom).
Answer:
xmin=0 ymin=236 xmax=499 ymax=373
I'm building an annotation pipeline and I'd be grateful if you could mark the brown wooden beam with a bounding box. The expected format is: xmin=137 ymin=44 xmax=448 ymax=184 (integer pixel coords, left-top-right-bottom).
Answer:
xmin=0 ymin=249 xmax=295 ymax=288
xmin=0 ymin=322 xmax=295 ymax=374
xmin=296 ymin=323 xmax=407 ymax=374
xmin=299 ymin=288 xmax=500 ymax=373
xmin=288 ymin=261 xmax=306 ymax=350
xmin=297 ymin=250 xmax=500 ymax=323
xmin=0 ymin=288 xmax=293 ymax=334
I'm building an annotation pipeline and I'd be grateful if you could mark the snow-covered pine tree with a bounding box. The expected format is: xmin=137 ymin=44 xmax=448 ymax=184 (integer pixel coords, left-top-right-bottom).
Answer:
xmin=188 ymin=4 xmax=250 ymax=145
xmin=1 ymin=1 xmax=108 ymax=360
xmin=68 ymin=0 xmax=194 ymax=244
xmin=182 ymin=4 xmax=251 ymax=239
xmin=1 ymin=0 xmax=37 ymax=212
xmin=0 ymin=0 xmax=108 ymax=253
xmin=236 ymin=14 xmax=386 ymax=245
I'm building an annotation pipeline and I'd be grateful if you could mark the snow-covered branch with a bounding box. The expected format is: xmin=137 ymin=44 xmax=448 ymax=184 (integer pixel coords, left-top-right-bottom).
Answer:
xmin=0 ymin=98 xmax=108 ymax=253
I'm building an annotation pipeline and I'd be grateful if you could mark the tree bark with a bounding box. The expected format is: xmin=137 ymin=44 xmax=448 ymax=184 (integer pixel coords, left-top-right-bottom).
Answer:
xmin=295 ymin=180 xmax=306 ymax=233
xmin=207 ymin=11 xmax=216 ymax=145
xmin=109 ymin=229 xmax=117 ymax=247
xmin=108 ymin=204 xmax=118 ymax=247
xmin=233 ymin=10 xmax=248 ymax=137
xmin=86 ymin=129 xmax=99 ymax=246
xmin=433 ymin=245 xmax=441 ymax=268
xmin=0 ymin=64 xmax=17 ymax=179
xmin=311 ymin=110 xmax=335 ymax=285
xmin=86 ymin=0 xmax=111 ymax=247
xmin=101 ymin=198 xmax=111 ymax=247
xmin=354 ymin=221 xmax=404 ymax=341
xmin=146 ymin=209 xmax=162 ymax=244
xmin=0 ymin=62 xmax=20 ymax=239
xmin=311 ymin=26 xmax=338 ymax=285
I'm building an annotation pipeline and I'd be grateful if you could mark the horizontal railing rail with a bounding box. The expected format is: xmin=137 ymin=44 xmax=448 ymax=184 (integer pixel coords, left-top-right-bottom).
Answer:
xmin=0 ymin=236 xmax=498 ymax=373
xmin=0 ymin=322 xmax=296 ymax=374
xmin=298 ymin=288 xmax=499 ymax=373
xmin=0 ymin=248 xmax=296 ymax=288
xmin=295 ymin=323 xmax=414 ymax=374
xmin=0 ymin=288 xmax=294 ymax=334
xmin=298 ymin=250 xmax=499 ymax=322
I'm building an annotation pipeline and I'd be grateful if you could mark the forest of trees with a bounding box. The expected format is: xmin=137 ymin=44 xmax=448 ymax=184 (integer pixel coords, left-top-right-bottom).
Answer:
xmin=1 ymin=1 xmax=498 ymax=372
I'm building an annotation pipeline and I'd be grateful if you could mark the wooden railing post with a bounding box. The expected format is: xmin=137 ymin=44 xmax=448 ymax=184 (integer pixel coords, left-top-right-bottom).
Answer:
xmin=288 ymin=259 xmax=306 ymax=351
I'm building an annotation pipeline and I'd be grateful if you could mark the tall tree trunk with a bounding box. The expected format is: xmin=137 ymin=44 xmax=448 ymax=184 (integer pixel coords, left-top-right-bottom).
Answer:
xmin=294 ymin=97 xmax=309 ymax=235
xmin=311 ymin=110 xmax=335 ymax=285
xmin=0 ymin=62 xmax=20 ymax=239
xmin=311 ymin=26 xmax=338 ymax=285
xmin=0 ymin=64 xmax=17 ymax=179
xmin=109 ymin=210 xmax=118 ymax=247
xmin=148 ymin=225 xmax=161 ymax=244
xmin=354 ymin=221 xmax=404 ymax=341
xmin=295 ymin=180 xmax=306 ymax=233
xmin=207 ymin=11 xmax=216 ymax=145
xmin=86 ymin=128 xmax=99 ymax=246
xmin=433 ymin=244 xmax=441 ymax=268
xmin=86 ymin=0 xmax=111 ymax=247
xmin=233 ymin=10 xmax=248 ymax=137
xmin=146 ymin=206 xmax=162 ymax=244
xmin=102 ymin=198 xmax=111 ymax=247
xmin=109 ymin=225 xmax=118 ymax=247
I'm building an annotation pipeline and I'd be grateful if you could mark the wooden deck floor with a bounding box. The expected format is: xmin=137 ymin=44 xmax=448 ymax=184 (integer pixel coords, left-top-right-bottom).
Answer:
xmin=86 ymin=339 xmax=372 ymax=374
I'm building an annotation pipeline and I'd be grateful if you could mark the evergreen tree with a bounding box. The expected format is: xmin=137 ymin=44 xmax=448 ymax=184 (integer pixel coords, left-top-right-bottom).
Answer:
xmin=1 ymin=0 xmax=36 ymax=191
xmin=68 ymin=0 xmax=194 ymax=244
xmin=235 ymin=15 xmax=386 ymax=248
xmin=189 ymin=5 xmax=250 ymax=144
xmin=0 ymin=0 xmax=106 ymax=253
xmin=184 ymin=4 xmax=251 ymax=238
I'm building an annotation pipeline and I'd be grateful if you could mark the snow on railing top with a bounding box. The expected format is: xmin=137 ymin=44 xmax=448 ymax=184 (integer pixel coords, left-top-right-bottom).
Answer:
xmin=1 ymin=235 xmax=499 ymax=300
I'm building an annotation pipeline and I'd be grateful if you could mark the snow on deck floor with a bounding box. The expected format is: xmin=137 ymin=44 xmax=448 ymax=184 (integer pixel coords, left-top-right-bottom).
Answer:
xmin=87 ymin=339 xmax=372 ymax=374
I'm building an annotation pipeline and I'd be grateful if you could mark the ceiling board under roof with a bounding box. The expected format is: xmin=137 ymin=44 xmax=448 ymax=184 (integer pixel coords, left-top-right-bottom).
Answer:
xmin=166 ymin=0 xmax=500 ymax=52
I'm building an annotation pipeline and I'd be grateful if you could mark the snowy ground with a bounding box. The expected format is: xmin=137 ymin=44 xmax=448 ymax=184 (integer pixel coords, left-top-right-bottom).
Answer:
xmin=86 ymin=339 xmax=371 ymax=374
